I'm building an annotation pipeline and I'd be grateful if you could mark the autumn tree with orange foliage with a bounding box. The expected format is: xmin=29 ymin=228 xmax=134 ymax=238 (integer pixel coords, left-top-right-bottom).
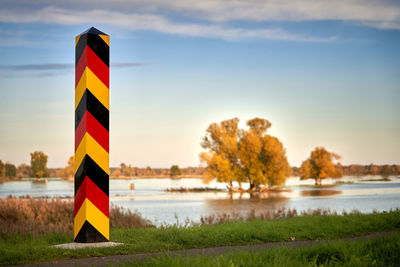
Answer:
xmin=299 ymin=147 xmax=343 ymax=185
xmin=60 ymin=156 xmax=74 ymax=179
xmin=30 ymin=151 xmax=49 ymax=178
xmin=200 ymin=118 xmax=291 ymax=192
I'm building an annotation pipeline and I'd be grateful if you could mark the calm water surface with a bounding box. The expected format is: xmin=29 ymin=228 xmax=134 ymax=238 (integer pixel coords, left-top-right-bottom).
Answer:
xmin=1 ymin=176 xmax=399 ymax=225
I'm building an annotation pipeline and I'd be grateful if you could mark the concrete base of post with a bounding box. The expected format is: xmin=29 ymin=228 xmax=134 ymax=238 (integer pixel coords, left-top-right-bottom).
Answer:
xmin=51 ymin=242 xmax=123 ymax=249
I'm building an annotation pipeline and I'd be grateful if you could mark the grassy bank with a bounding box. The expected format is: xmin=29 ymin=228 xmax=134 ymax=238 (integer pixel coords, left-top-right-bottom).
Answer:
xmin=122 ymin=233 xmax=400 ymax=267
xmin=1 ymin=202 xmax=399 ymax=265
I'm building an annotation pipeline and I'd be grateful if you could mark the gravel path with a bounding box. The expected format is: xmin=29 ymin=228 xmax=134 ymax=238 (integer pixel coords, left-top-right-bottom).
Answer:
xmin=21 ymin=231 xmax=397 ymax=267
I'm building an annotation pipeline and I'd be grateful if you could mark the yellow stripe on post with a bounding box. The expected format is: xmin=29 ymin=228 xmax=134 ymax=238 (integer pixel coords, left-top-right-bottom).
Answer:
xmin=99 ymin=35 xmax=110 ymax=46
xmin=75 ymin=35 xmax=81 ymax=46
xmin=75 ymin=67 xmax=110 ymax=110
xmin=74 ymin=132 xmax=109 ymax=175
xmin=74 ymin=199 xmax=110 ymax=239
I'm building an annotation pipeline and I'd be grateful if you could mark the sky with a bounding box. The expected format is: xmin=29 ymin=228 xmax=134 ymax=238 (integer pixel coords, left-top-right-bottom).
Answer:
xmin=0 ymin=0 xmax=399 ymax=168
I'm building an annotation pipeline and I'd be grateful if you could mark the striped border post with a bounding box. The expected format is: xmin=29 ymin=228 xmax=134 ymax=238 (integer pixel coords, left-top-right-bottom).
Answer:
xmin=74 ymin=27 xmax=110 ymax=243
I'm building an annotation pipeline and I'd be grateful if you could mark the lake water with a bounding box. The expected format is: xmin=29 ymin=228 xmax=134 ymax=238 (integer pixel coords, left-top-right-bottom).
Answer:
xmin=1 ymin=176 xmax=399 ymax=225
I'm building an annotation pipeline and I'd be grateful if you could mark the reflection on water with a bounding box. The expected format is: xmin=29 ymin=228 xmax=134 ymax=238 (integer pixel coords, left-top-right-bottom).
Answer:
xmin=30 ymin=181 xmax=48 ymax=189
xmin=300 ymin=190 xmax=341 ymax=197
xmin=0 ymin=176 xmax=399 ymax=225
xmin=205 ymin=194 xmax=289 ymax=216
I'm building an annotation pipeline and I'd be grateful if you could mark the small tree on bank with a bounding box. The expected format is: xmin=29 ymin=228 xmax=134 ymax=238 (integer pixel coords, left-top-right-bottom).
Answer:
xmin=0 ymin=160 xmax=4 ymax=177
xmin=5 ymin=163 xmax=17 ymax=177
xmin=170 ymin=165 xmax=182 ymax=177
xmin=299 ymin=147 xmax=342 ymax=185
xmin=60 ymin=156 xmax=74 ymax=179
xmin=16 ymin=164 xmax=32 ymax=178
xmin=380 ymin=165 xmax=391 ymax=178
xmin=30 ymin=151 xmax=49 ymax=178
xmin=145 ymin=166 xmax=153 ymax=176
xmin=200 ymin=117 xmax=291 ymax=192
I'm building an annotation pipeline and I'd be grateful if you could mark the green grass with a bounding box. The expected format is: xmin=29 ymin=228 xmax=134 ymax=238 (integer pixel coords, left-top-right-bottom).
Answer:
xmin=121 ymin=233 xmax=400 ymax=267
xmin=1 ymin=211 xmax=400 ymax=265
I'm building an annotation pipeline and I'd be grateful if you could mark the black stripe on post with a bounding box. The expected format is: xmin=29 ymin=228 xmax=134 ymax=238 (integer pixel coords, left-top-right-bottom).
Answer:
xmin=75 ymin=221 xmax=108 ymax=243
xmin=74 ymin=155 xmax=109 ymax=196
xmin=75 ymin=89 xmax=109 ymax=131
xmin=76 ymin=35 xmax=109 ymax=67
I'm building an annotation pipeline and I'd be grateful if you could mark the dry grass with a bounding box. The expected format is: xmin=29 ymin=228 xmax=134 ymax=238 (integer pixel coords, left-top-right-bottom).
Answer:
xmin=199 ymin=207 xmax=344 ymax=225
xmin=0 ymin=196 xmax=153 ymax=237
xmin=165 ymin=187 xmax=224 ymax=192
xmin=110 ymin=205 xmax=153 ymax=229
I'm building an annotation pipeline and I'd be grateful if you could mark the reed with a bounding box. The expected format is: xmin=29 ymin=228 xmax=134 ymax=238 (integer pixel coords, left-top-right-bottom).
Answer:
xmin=165 ymin=187 xmax=224 ymax=192
xmin=199 ymin=207 xmax=369 ymax=225
xmin=0 ymin=196 xmax=153 ymax=237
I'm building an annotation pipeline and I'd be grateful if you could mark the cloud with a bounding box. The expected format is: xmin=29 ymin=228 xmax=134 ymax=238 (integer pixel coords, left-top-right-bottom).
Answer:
xmin=0 ymin=62 xmax=148 ymax=78
xmin=1 ymin=0 xmax=399 ymax=29
xmin=0 ymin=0 xmax=398 ymax=45
xmin=360 ymin=20 xmax=400 ymax=30
xmin=0 ymin=62 xmax=148 ymax=71
xmin=159 ymin=0 xmax=400 ymax=30
xmin=0 ymin=6 xmax=336 ymax=42
xmin=0 ymin=72 xmax=65 ymax=78
xmin=111 ymin=62 xmax=150 ymax=68
xmin=0 ymin=64 xmax=73 ymax=71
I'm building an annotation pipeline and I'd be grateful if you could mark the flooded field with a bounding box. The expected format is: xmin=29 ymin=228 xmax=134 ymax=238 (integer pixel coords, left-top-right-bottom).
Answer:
xmin=1 ymin=176 xmax=399 ymax=225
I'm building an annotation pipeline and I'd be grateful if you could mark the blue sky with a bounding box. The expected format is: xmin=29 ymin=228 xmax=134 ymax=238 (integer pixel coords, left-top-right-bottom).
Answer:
xmin=0 ymin=0 xmax=399 ymax=168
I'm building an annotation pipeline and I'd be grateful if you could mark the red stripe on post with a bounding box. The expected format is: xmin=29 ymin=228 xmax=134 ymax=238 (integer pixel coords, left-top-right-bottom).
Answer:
xmin=86 ymin=111 xmax=109 ymax=152
xmin=74 ymin=176 xmax=87 ymax=216
xmin=75 ymin=45 xmax=109 ymax=88
xmin=75 ymin=111 xmax=109 ymax=152
xmin=74 ymin=176 xmax=109 ymax=217
xmin=86 ymin=46 xmax=109 ymax=88
xmin=75 ymin=111 xmax=87 ymax=151
xmin=75 ymin=46 xmax=87 ymax=87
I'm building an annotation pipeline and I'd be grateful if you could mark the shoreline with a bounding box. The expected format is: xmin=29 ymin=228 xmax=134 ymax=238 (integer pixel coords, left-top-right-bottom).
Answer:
xmin=0 ymin=176 xmax=204 ymax=183
xmin=110 ymin=175 xmax=203 ymax=179
xmin=2 ymin=175 xmax=398 ymax=183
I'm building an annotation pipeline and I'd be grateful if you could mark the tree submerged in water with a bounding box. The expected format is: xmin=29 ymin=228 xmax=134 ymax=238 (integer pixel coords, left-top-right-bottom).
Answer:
xmin=200 ymin=117 xmax=291 ymax=192
xmin=299 ymin=147 xmax=343 ymax=185
xmin=30 ymin=151 xmax=49 ymax=178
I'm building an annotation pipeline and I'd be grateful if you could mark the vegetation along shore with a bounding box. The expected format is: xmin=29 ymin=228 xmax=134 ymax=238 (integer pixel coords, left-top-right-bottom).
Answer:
xmin=0 ymin=197 xmax=399 ymax=265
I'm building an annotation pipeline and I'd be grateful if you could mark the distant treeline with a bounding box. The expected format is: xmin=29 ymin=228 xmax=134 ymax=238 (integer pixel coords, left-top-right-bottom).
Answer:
xmin=293 ymin=164 xmax=400 ymax=178
xmin=109 ymin=164 xmax=205 ymax=178
xmin=109 ymin=163 xmax=400 ymax=179
xmin=0 ymin=158 xmax=206 ymax=180
xmin=1 ymin=160 xmax=399 ymax=180
xmin=0 ymin=152 xmax=51 ymax=181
